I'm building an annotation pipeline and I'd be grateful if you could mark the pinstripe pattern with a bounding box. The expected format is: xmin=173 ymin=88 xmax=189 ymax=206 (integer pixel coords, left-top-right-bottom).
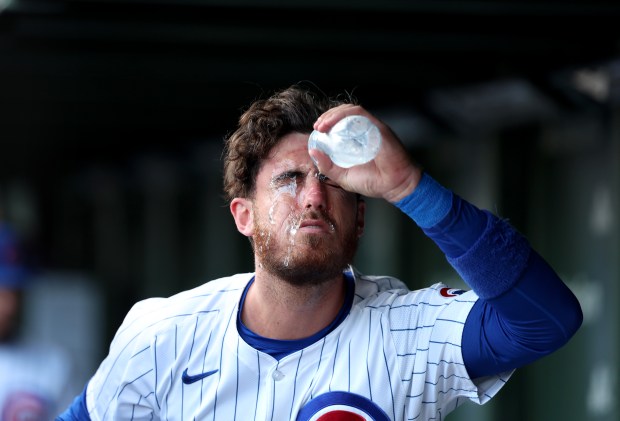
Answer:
xmin=85 ymin=269 xmax=511 ymax=420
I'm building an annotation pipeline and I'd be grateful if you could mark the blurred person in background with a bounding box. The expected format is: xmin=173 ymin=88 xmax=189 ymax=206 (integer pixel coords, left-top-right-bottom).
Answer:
xmin=0 ymin=220 xmax=73 ymax=421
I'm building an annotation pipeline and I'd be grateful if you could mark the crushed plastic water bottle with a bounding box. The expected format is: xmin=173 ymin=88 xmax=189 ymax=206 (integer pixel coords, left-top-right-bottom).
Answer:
xmin=308 ymin=115 xmax=381 ymax=168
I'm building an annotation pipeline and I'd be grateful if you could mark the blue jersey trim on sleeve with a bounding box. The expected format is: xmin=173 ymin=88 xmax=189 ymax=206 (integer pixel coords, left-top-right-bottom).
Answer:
xmin=55 ymin=384 xmax=90 ymax=421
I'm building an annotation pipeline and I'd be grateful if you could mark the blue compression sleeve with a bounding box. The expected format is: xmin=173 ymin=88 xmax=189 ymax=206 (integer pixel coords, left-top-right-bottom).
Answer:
xmin=394 ymin=172 xmax=488 ymax=258
xmin=462 ymin=252 xmax=583 ymax=378
xmin=394 ymin=172 xmax=453 ymax=229
xmin=396 ymin=173 xmax=528 ymax=299
xmin=395 ymin=173 xmax=583 ymax=378
xmin=55 ymin=385 xmax=91 ymax=421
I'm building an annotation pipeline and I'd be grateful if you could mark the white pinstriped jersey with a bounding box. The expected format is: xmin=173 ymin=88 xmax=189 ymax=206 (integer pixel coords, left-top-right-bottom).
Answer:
xmin=86 ymin=268 xmax=511 ymax=420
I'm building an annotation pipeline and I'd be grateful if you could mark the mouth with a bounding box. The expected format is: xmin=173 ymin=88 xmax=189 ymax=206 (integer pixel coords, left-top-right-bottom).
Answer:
xmin=298 ymin=218 xmax=332 ymax=233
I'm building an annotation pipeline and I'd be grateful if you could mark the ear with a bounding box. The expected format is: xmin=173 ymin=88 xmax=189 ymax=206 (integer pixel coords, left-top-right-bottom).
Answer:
xmin=356 ymin=198 xmax=366 ymax=238
xmin=230 ymin=198 xmax=254 ymax=237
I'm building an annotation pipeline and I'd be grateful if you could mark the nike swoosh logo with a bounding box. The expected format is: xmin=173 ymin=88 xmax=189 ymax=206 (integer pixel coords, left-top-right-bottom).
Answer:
xmin=182 ymin=368 xmax=219 ymax=384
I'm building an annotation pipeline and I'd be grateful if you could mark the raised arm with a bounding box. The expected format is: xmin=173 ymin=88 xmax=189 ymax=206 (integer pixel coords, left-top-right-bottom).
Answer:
xmin=396 ymin=173 xmax=583 ymax=378
xmin=311 ymin=106 xmax=583 ymax=378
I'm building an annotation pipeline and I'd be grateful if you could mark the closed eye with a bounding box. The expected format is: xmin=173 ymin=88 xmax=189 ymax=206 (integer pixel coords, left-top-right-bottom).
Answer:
xmin=273 ymin=171 xmax=303 ymax=184
xmin=272 ymin=170 xmax=341 ymax=190
xmin=317 ymin=173 xmax=341 ymax=189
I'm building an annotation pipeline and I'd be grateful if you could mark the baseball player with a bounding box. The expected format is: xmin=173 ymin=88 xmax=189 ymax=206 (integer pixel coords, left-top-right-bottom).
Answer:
xmin=58 ymin=85 xmax=582 ymax=420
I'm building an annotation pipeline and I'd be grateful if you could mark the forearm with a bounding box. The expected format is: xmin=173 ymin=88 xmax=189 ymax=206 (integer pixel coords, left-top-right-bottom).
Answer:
xmin=396 ymin=173 xmax=527 ymax=298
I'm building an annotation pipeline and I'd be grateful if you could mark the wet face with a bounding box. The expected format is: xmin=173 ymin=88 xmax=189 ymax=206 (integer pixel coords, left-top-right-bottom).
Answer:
xmin=232 ymin=132 xmax=365 ymax=286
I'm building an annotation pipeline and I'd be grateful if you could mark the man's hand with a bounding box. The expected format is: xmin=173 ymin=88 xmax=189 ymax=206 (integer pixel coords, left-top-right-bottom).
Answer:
xmin=309 ymin=104 xmax=423 ymax=203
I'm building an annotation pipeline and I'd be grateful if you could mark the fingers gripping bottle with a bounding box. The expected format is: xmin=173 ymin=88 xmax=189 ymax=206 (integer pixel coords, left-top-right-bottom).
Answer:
xmin=308 ymin=115 xmax=382 ymax=168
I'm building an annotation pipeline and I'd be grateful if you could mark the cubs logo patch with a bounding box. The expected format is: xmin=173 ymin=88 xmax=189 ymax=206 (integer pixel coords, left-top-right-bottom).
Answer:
xmin=297 ymin=391 xmax=390 ymax=421
xmin=439 ymin=287 xmax=466 ymax=297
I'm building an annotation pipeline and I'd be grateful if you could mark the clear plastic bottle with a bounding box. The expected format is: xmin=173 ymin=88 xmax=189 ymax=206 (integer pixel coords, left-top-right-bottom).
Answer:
xmin=308 ymin=115 xmax=381 ymax=168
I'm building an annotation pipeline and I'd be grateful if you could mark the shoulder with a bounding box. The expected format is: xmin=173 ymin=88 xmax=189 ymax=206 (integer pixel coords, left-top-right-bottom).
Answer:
xmin=350 ymin=266 xmax=408 ymax=300
xmin=350 ymin=266 xmax=477 ymax=311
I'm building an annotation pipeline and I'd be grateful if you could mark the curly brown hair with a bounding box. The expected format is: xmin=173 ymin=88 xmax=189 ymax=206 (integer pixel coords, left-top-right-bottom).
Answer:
xmin=222 ymin=84 xmax=353 ymax=202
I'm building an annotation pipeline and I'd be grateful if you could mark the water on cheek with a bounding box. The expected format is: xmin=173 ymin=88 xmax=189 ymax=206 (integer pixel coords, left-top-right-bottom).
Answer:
xmin=267 ymin=180 xmax=303 ymax=267
xmin=268 ymin=180 xmax=297 ymax=225
xmin=257 ymin=229 xmax=270 ymax=253
xmin=283 ymin=213 xmax=304 ymax=267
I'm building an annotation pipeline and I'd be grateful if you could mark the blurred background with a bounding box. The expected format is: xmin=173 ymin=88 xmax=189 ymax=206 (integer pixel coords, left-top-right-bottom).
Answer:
xmin=0 ymin=0 xmax=618 ymax=419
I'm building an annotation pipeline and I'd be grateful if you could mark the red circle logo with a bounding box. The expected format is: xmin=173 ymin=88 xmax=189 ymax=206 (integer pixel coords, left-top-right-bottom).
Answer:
xmin=297 ymin=392 xmax=390 ymax=421
xmin=316 ymin=410 xmax=365 ymax=420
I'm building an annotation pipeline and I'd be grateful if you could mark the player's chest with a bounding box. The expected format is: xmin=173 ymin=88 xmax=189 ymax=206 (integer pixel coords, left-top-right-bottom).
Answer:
xmin=162 ymin=315 xmax=402 ymax=420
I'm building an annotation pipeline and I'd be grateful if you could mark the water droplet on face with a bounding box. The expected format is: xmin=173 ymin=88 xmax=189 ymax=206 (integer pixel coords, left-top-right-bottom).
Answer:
xmin=257 ymin=228 xmax=271 ymax=250
xmin=282 ymin=214 xmax=303 ymax=267
xmin=268 ymin=179 xmax=297 ymax=225
xmin=264 ymin=169 xmax=305 ymax=267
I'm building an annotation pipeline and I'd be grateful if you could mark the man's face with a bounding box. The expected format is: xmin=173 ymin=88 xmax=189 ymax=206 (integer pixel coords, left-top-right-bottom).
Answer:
xmin=239 ymin=132 xmax=365 ymax=286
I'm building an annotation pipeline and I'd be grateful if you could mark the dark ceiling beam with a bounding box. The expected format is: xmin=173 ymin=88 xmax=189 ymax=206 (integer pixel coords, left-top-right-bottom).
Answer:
xmin=1 ymin=0 xmax=619 ymax=177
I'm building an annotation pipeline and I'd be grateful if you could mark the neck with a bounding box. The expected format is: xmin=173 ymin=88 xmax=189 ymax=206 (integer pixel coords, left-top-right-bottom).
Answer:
xmin=241 ymin=267 xmax=347 ymax=340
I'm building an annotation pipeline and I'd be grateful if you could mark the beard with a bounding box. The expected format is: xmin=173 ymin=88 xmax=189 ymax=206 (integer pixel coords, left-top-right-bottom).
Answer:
xmin=252 ymin=208 xmax=360 ymax=287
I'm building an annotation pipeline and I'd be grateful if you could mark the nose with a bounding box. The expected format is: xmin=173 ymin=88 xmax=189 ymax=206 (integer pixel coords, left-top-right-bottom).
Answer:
xmin=301 ymin=174 xmax=327 ymax=210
